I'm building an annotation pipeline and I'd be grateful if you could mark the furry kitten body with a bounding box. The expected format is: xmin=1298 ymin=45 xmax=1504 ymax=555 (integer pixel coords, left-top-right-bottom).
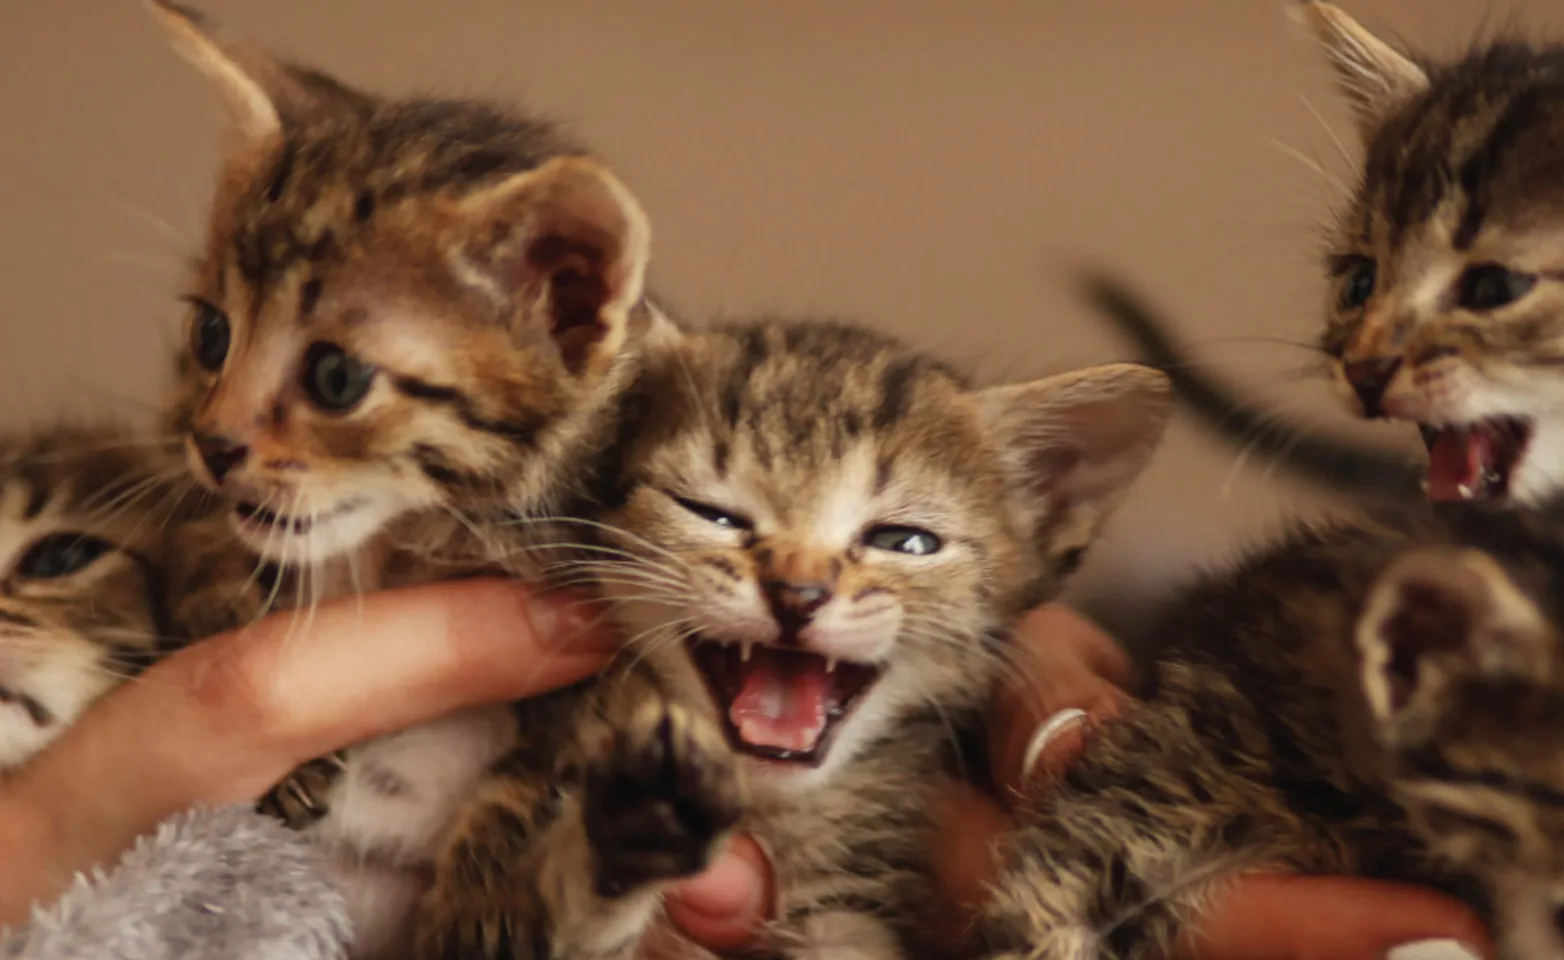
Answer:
xmin=0 ymin=427 xmax=223 ymax=772
xmin=1089 ymin=3 xmax=1564 ymax=507
xmin=415 ymin=320 xmax=1172 ymax=960
xmin=147 ymin=6 xmax=667 ymax=955
xmin=980 ymin=498 xmax=1564 ymax=960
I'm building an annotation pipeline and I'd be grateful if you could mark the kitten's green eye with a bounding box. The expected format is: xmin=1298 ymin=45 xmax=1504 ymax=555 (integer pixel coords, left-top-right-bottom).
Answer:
xmin=17 ymin=533 xmax=114 ymax=579
xmin=303 ymin=342 xmax=376 ymax=413
xmin=1338 ymin=258 xmax=1377 ymax=310
xmin=1457 ymin=264 xmax=1536 ymax=311
xmin=671 ymin=495 xmax=752 ymax=531
xmin=863 ymin=525 xmax=941 ymax=556
xmin=190 ymin=301 xmax=231 ymax=372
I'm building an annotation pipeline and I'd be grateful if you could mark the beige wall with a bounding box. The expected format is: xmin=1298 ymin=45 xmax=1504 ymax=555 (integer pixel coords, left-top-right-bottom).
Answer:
xmin=2 ymin=2 xmax=1554 ymax=617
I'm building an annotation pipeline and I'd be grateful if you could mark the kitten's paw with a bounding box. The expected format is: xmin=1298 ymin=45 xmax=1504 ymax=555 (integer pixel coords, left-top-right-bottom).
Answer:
xmin=582 ymin=701 xmax=744 ymax=897
xmin=256 ymin=752 xmax=346 ymax=829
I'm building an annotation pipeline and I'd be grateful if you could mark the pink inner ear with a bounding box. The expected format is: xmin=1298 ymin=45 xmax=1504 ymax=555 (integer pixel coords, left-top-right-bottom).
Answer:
xmin=1379 ymin=580 xmax=1472 ymax=712
xmin=526 ymin=232 xmax=612 ymax=375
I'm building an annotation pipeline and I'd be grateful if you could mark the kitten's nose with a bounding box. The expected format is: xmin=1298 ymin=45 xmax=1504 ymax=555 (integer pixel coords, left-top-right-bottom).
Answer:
xmin=193 ymin=433 xmax=250 ymax=484
xmin=1342 ymin=356 xmax=1403 ymax=418
xmin=763 ymin=580 xmax=833 ymax=630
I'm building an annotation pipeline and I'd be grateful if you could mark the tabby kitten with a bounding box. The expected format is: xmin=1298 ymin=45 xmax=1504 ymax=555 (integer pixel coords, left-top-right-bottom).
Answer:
xmin=416 ymin=320 xmax=1172 ymax=960
xmin=0 ymin=427 xmax=215 ymax=772
xmin=148 ymin=5 xmax=662 ymax=955
xmin=978 ymin=499 xmax=1564 ymax=960
xmin=1089 ymin=3 xmax=1564 ymax=507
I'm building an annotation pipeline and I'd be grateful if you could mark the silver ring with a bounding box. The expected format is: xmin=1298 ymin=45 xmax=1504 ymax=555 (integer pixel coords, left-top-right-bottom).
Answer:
xmin=1020 ymin=708 xmax=1088 ymax=780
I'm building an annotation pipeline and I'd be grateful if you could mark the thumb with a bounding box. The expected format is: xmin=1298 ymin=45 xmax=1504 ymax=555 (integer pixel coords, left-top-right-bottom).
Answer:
xmin=665 ymin=835 xmax=774 ymax=951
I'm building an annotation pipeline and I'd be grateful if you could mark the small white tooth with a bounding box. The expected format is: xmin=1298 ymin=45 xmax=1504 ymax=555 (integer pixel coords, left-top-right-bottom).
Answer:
xmin=740 ymin=643 xmax=753 ymax=663
xmin=826 ymin=657 xmax=838 ymax=674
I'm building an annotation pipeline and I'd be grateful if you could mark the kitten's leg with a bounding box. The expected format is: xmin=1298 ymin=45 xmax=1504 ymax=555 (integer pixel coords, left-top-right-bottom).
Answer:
xmin=257 ymin=751 xmax=348 ymax=828
xmin=979 ymin=672 xmax=1360 ymax=960
xmin=413 ymin=754 xmax=562 ymax=960
xmin=415 ymin=698 xmax=744 ymax=960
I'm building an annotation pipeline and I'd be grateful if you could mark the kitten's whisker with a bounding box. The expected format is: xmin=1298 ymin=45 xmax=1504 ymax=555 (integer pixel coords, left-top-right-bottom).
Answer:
xmin=1297 ymin=93 xmax=1355 ymax=168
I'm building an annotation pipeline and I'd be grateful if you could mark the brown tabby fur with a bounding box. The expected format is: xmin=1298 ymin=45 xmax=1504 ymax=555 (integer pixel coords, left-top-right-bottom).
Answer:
xmin=979 ymin=498 xmax=1564 ymax=960
xmin=0 ymin=427 xmax=231 ymax=772
xmin=414 ymin=320 xmax=1172 ymax=960
xmin=1086 ymin=2 xmax=1564 ymax=506
xmin=146 ymin=5 xmax=669 ymax=956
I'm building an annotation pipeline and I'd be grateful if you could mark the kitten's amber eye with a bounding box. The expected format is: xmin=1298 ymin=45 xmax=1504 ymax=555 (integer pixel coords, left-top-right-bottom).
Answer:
xmin=671 ymin=494 xmax=752 ymax=531
xmin=863 ymin=525 xmax=941 ymax=556
xmin=302 ymin=342 xmax=376 ymax=413
xmin=17 ymin=533 xmax=114 ymax=579
xmin=1338 ymin=258 xmax=1377 ymax=310
xmin=190 ymin=301 xmax=231 ymax=371
xmin=1457 ymin=263 xmax=1536 ymax=311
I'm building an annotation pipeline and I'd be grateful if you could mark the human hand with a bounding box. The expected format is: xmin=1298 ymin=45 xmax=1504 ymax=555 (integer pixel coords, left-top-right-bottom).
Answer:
xmin=0 ymin=575 xmax=796 ymax=956
xmin=930 ymin=603 xmax=1496 ymax=960
xmin=0 ymin=579 xmax=618 ymax=927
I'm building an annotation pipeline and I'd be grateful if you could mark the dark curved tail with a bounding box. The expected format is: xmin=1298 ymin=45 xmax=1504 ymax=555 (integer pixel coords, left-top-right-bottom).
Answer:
xmin=1081 ymin=272 xmax=1424 ymax=501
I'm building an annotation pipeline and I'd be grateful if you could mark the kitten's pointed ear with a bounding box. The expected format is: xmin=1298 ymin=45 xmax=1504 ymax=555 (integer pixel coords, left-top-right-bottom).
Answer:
xmin=149 ymin=1 xmax=335 ymax=144
xmin=1295 ymin=2 xmax=1428 ymax=141
xmin=1357 ymin=548 xmax=1554 ymax=729
xmin=976 ymin=363 xmax=1170 ymax=566
xmin=458 ymin=156 xmax=652 ymax=379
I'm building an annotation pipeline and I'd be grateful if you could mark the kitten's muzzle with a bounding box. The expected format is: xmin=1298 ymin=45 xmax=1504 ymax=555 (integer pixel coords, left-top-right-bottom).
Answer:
xmin=761 ymin=579 xmax=832 ymax=634
xmin=192 ymin=432 xmax=250 ymax=485
xmin=1344 ymin=355 xmax=1404 ymax=419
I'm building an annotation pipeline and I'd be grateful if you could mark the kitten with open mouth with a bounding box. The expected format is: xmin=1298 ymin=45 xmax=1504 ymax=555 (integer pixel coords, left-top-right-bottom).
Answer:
xmin=413 ymin=319 xmax=1172 ymax=960
xmin=1084 ymin=4 xmax=1564 ymax=508
xmin=147 ymin=6 xmax=675 ymax=958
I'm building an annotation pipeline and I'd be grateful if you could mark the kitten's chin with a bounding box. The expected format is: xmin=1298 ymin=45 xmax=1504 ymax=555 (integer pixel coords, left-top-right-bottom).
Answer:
xmin=228 ymin=496 xmax=397 ymax=564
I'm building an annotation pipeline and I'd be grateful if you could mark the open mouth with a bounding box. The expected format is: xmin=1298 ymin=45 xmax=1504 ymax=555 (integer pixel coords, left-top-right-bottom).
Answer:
xmin=233 ymin=498 xmax=364 ymax=535
xmin=1419 ymin=417 xmax=1533 ymax=502
xmin=688 ymin=637 xmax=881 ymax=766
xmin=0 ymin=685 xmax=51 ymax=727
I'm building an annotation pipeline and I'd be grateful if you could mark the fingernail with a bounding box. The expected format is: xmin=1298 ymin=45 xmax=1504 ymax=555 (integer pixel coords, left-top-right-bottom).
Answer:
xmin=1021 ymin=708 xmax=1087 ymax=779
xmin=1385 ymin=939 xmax=1484 ymax=960
xmin=524 ymin=590 xmax=620 ymax=653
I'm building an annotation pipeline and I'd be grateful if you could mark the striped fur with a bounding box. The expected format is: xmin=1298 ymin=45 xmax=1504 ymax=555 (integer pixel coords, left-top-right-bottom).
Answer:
xmin=1089 ymin=4 xmax=1564 ymax=506
xmin=146 ymin=7 xmax=670 ymax=957
xmin=979 ymin=499 xmax=1564 ymax=960
xmin=0 ymin=427 xmax=220 ymax=771
xmin=415 ymin=320 xmax=1171 ymax=960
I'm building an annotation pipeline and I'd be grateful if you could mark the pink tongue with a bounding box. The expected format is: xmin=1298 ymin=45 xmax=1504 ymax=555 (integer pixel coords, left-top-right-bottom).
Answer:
xmin=1427 ymin=427 xmax=1494 ymax=502
xmin=729 ymin=657 xmax=832 ymax=753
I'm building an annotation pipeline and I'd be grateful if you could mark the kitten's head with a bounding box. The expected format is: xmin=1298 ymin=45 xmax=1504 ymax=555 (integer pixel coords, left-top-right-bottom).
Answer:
xmin=1357 ymin=532 xmax=1564 ymax=952
xmin=0 ymin=429 xmax=193 ymax=770
xmin=1304 ymin=2 xmax=1564 ymax=505
xmin=151 ymin=3 xmax=653 ymax=567
xmin=599 ymin=321 xmax=1169 ymax=790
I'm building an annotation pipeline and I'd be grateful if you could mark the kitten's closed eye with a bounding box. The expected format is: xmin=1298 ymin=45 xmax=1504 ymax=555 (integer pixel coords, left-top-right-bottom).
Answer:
xmin=1456 ymin=264 xmax=1536 ymax=312
xmin=670 ymin=494 xmax=752 ymax=531
xmin=862 ymin=525 xmax=941 ymax=556
xmin=302 ymin=342 xmax=377 ymax=413
xmin=17 ymin=533 xmax=115 ymax=579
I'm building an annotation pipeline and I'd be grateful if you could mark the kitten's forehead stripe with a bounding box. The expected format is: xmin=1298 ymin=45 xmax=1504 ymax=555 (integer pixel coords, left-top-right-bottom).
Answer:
xmin=1452 ymin=83 xmax=1554 ymax=250
xmin=1358 ymin=43 xmax=1564 ymax=251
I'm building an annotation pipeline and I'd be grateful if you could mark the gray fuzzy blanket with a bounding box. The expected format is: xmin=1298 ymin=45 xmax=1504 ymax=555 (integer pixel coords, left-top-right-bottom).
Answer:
xmin=1 ymin=805 xmax=351 ymax=960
